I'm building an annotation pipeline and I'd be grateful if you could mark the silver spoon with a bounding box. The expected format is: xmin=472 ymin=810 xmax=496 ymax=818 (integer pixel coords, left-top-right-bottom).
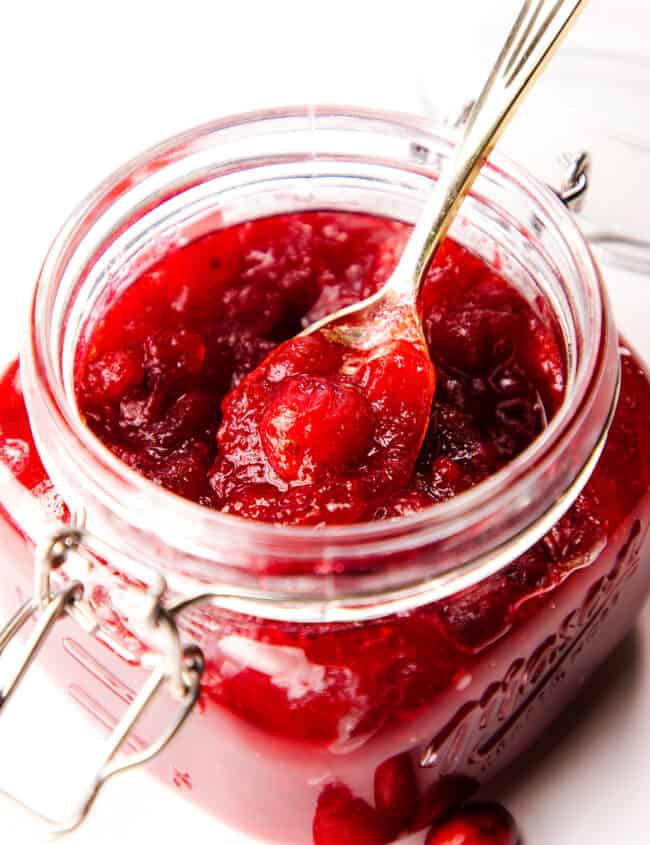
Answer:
xmin=303 ymin=0 xmax=589 ymax=364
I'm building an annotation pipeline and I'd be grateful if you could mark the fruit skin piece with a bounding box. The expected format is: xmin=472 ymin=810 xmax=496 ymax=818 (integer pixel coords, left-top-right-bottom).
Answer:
xmin=82 ymin=348 xmax=144 ymax=404
xmin=373 ymin=753 xmax=418 ymax=835
xmin=424 ymin=802 xmax=518 ymax=845
xmin=313 ymin=782 xmax=393 ymax=845
xmin=145 ymin=328 xmax=206 ymax=380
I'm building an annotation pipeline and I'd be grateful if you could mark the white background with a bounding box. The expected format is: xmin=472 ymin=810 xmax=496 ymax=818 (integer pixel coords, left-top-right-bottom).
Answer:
xmin=0 ymin=1 xmax=649 ymax=843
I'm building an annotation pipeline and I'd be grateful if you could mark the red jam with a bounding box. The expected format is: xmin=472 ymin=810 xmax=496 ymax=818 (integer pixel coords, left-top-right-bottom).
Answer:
xmin=1 ymin=211 xmax=649 ymax=844
xmin=74 ymin=212 xmax=563 ymax=524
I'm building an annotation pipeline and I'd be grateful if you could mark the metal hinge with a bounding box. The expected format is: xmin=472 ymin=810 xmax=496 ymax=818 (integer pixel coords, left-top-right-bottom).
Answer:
xmin=442 ymin=97 xmax=591 ymax=211
xmin=0 ymin=524 xmax=203 ymax=835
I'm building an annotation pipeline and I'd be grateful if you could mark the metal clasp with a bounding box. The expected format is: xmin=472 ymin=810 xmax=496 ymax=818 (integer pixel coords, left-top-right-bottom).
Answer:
xmin=0 ymin=526 xmax=204 ymax=835
xmin=552 ymin=150 xmax=590 ymax=212
xmin=442 ymin=98 xmax=591 ymax=212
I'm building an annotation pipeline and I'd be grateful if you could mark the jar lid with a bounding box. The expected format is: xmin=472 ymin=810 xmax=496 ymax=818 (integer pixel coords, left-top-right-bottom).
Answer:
xmin=418 ymin=46 xmax=650 ymax=274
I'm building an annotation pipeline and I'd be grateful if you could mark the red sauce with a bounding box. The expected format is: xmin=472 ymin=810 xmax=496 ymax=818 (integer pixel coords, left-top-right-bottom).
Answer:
xmin=1 ymin=212 xmax=649 ymax=844
xmin=74 ymin=212 xmax=563 ymax=524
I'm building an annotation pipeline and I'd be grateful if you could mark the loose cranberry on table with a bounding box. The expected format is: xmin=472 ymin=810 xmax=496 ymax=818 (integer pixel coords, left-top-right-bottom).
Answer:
xmin=425 ymin=803 xmax=519 ymax=845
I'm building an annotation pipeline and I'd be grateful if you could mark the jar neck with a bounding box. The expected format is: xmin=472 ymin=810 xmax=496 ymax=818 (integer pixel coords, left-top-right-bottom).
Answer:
xmin=20 ymin=107 xmax=620 ymax=621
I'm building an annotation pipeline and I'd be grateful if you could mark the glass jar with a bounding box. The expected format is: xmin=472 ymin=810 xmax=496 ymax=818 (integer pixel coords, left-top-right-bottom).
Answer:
xmin=1 ymin=107 xmax=648 ymax=843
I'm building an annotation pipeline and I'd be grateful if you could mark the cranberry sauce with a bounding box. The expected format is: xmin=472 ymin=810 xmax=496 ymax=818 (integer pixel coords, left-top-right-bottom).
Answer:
xmin=0 ymin=212 xmax=648 ymax=844
xmin=74 ymin=213 xmax=563 ymax=525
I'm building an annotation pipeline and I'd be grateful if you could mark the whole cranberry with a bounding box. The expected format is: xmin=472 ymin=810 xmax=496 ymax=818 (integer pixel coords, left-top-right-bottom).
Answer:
xmin=260 ymin=374 xmax=375 ymax=482
xmin=425 ymin=803 xmax=518 ymax=845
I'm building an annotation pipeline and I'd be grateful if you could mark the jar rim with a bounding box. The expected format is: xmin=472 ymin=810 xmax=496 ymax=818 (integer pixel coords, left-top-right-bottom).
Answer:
xmin=20 ymin=105 xmax=619 ymax=608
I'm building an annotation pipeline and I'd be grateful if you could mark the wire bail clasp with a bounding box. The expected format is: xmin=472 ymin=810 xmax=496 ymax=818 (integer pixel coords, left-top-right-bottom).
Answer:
xmin=0 ymin=525 xmax=204 ymax=836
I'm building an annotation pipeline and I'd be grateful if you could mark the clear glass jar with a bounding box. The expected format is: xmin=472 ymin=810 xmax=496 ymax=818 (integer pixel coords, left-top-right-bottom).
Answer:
xmin=1 ymin=107 xmax=649 ymax=843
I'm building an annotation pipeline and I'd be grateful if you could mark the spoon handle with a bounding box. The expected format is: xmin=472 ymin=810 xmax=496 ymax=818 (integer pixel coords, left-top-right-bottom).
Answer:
xmin=389 ymin=0 xmax=590 ymax=300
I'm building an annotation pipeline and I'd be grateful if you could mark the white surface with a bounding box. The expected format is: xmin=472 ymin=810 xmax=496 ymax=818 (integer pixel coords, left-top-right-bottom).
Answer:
xmin=0 ymin=1 xmax=649 ymax=842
